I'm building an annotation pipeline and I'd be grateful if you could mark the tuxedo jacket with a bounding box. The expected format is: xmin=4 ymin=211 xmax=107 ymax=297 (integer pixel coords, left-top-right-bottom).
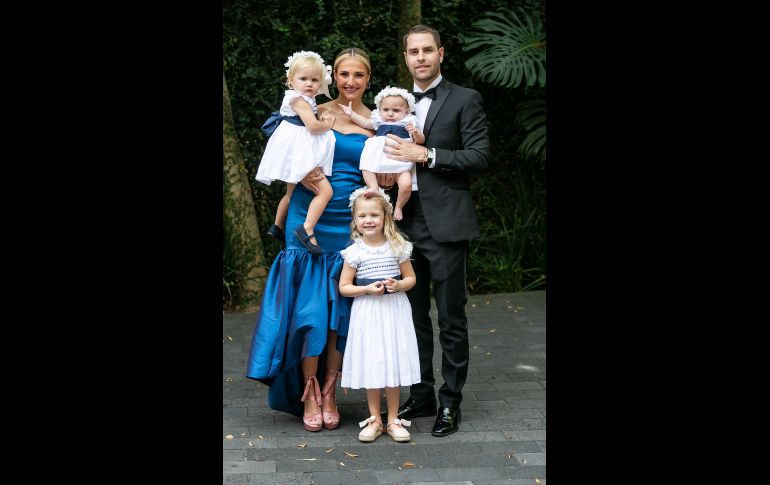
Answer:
xmin=398 ymin=78 xmax=491 ymax=243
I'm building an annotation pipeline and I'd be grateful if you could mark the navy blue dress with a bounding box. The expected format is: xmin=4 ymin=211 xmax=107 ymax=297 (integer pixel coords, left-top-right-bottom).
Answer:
xmin=246 ymin=130 xmax=368 ymax=417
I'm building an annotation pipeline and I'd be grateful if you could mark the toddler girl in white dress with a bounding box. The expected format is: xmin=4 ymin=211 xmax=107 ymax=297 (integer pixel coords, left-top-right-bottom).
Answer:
xmin=339 ymin=187 xmax=421 ymax=443
xmin=255 ymin=50 xmax=336 ymax=254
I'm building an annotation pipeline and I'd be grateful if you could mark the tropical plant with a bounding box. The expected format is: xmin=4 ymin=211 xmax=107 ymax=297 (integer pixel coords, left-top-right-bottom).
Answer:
xmin=462 ymin=8 xmax=546 ymax=163
xmin=514 ymin=98 xmax=545 ymax=163
xmin=462 ymin=9 xmax=546 ymax=89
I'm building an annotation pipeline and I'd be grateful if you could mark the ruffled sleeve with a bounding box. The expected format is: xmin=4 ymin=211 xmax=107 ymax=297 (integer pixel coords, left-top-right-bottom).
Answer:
xmin=402 ymin=114 xmax=418 ymax=128
xmin=370 ymin=109 xmax=382 ymax=130
xmin=280 ymin=90 xmax=317 ymax=116
xmin=396 ymin=241 xmax=413 ymax=263
xmin=339 ymin=244 xmax=361 ymax=268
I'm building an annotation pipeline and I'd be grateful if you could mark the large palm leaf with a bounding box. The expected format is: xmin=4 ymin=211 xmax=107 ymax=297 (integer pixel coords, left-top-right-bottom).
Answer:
xmin=463 ymin=9 xmax=546 ymax=88
xmin=514 ymin=99 xmax=546 ymax=162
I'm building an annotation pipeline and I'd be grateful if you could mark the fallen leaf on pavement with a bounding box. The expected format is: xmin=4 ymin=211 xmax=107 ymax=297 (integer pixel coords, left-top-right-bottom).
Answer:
xmin=339 ymin=462 xmax=345 ymax=466
xmin=226 ymin=377 xmax=233 ymax=382
xmin=225 ymin=435 xmax=233 ymax=439
xmin=297 ymin=458 xmax=316 ymax=461
xmin=402 ymin=461 xmax=416 ymax=468
xmin=297 ymin=442 xmax=308 ymax=448
xmin=226 ymin=335 xmax=233 ymax=341
xmin=343 ymin=451 xmax=358 ymax=457
xmin=240 ymin=432 xmax=246 ymax=436
xmin=258 ymin=435 xmax=264 ymax=439
xmin=325 ymin=448 xmax=334 ymax=453
xmin=248 ymin=441 xmax=253 ymax=446
xmin=489 ymin=329 xmax=496 ymax=333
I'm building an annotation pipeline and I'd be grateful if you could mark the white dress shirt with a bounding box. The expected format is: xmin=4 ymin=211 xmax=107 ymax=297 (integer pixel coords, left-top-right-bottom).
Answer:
xmin=411 ymin=75 xmax=442 ymax=191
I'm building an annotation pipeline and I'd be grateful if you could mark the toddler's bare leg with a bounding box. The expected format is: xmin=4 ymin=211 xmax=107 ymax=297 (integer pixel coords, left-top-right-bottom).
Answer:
xmin=275 ymin=184 xmax=295 ymax=228
xmin=362 ymin=170 xmax=380 ymax=197
xmin=393 ymin=172 xmax=412 ymax=221
xmin=303 ymin=177 xmax=333 ymax=247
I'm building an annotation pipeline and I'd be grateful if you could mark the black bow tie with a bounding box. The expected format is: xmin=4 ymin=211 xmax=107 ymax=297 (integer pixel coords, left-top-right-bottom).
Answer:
xmin=413 ymin=87 xmax=437 ymax=101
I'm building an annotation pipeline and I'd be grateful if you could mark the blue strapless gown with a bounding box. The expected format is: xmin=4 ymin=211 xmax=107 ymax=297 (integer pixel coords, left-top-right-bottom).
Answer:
xmin=246 ymin=130 xmax=368 ymax=417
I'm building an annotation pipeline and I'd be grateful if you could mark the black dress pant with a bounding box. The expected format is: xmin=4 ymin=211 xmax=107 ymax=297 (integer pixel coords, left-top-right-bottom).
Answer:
xmin=403 ymin=195 xmax=469 ymax=409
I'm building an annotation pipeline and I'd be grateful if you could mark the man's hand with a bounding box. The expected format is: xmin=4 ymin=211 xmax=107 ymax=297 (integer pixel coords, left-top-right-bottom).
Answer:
xmin=383 ymin=134 xmax=425 ymax=163
xmin=300 ymin=168 xmax=325 ymax=194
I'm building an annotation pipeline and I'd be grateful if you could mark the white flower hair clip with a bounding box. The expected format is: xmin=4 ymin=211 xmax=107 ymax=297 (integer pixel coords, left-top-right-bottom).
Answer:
xmin=348 ymin=186 xmax=391 ymax=210
xmin=284 ymin=50 xmax=333 ymax=98
xmin=374 ymin=86 xmax=417 ymax=113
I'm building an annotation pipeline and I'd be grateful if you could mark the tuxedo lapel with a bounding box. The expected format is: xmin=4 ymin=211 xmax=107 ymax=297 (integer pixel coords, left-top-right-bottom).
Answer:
xmin=423 ymin=79 xmax=450 ymax=140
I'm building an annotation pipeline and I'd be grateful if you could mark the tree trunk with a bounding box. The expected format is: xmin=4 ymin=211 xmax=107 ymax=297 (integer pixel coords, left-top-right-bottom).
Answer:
xmin=397 ymin=0 xmax=421 ymax=89
xmin=223 ymin=71 xmax=266 ymax=311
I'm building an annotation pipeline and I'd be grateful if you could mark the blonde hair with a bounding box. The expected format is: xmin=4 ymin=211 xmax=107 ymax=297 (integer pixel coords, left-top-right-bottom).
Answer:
xmin=349 ymin=194 xmax=409 ymax=259
xmin=333 ymin=47 xmax=371 ymax=74
xmin=285 ymin=56 xmax=325 ymax=89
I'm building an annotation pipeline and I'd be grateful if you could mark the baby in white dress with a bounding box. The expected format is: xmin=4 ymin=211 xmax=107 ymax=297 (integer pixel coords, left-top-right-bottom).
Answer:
xmin=339 ymin=86 xmax=424 ymax=221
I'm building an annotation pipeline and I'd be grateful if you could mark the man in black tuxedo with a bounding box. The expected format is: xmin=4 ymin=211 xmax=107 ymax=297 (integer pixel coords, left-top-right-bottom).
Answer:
xmin=379 ymin=24 xmax=490 ymax=437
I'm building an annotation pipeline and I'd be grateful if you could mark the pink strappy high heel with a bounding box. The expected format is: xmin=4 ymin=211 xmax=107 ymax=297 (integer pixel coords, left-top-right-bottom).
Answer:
xmin=321 ymin=369 xmax=342 ymax=429
xmin=300 ymin=375 xmax=322 ymax=432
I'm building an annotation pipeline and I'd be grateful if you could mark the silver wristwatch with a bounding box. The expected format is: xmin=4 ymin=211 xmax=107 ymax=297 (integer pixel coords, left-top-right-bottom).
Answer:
xmin=426 ymin=148 xmax=436 ymax=168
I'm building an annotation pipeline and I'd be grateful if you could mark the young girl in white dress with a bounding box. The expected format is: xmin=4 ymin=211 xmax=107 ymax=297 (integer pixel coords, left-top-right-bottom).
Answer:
xmin=255 ymin=51 xmax=336 ymax=255
xmin=339 ymin=86 xmax=424 ymax=221
xmin=338 ymin=187 xmax=421 ymax=443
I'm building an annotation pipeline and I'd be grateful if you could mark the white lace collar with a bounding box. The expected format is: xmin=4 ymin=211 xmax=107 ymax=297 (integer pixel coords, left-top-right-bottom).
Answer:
xmin=356 ymin=238 xmax=390 ymax=254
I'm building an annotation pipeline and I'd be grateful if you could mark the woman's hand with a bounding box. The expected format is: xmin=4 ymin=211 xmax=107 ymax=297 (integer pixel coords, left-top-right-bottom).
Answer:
xmin=319 ymin=112 xmax=336 ymax=128
xmin=365 ymin=281 xmax=386 ymax=296
xmin=300 ymin=168 xmax=325 ymax=194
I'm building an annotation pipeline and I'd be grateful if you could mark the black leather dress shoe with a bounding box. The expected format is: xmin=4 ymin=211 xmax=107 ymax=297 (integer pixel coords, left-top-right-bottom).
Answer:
xmin=431 ymin=407 xmax=460 ymax=437
xmin=380 ymin=396 xmax=437 ymax=421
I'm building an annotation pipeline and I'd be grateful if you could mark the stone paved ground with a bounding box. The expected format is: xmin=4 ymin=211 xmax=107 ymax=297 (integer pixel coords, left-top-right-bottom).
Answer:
xmin=223 ymin=290 xmax=546 ymax=484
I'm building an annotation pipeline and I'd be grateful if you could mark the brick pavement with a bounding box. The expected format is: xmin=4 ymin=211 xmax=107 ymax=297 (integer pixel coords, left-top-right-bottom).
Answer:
xmin=223 ymin=290 xmax=546 ymax=484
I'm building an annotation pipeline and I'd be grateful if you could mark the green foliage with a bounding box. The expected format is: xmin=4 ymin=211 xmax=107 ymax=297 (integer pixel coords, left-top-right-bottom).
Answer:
xmin=224 ymin=0 xmax=402 ymax=263
xmin=514 ymin=98 xmax=545 ymax=163
xmin=469 ymin=158 xmax=546 ymax=293
xmin=462 ymin=9 xmax=546 ymax=89
xmin=224 ymin=0 xmax=547 ymax=295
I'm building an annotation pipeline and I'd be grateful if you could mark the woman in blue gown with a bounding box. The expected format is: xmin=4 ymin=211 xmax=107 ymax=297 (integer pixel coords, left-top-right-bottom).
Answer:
xmin=246 ymin=47 xmax=375 ymax=431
